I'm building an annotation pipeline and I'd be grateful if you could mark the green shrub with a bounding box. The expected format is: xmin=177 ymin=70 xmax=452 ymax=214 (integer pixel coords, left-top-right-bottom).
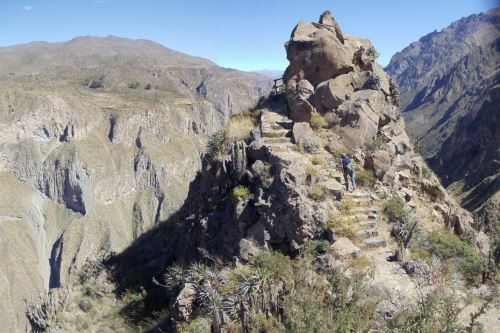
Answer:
xmin=255 ymin=251 xmax=294 ymax=282
xmin=384 ymin=196 xmax=408 ymax=222
xmin=87 ymin=75 xmax=104 ymax=89
xmin=427 ymin=230 xmax=484 ymax=285
xmin=356 ymin=169 xmax=375 ymax=188
xmin=230 ymin=185 xmax=250 ymax=203
xmin=310 ymin=240 xmax=330 ymax=254
xmin=309 ymin=112 xmax=327 ymax=130
xmin=366 ymin=46 xmax=380 ymax=58
xmin=308 ymin=185 xmax=325 ymax=201
xmin=205 ymin=130 xmax=229 ymax=161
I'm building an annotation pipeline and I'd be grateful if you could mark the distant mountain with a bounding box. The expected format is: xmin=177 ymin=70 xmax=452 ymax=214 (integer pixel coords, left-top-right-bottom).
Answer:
xmin=252 ymin=69 xmax=284 ymax=79
xmin=0 ymin=35 xmax=271 ymax=332
xmin=386 ymin=9 xmax=500 ymax=240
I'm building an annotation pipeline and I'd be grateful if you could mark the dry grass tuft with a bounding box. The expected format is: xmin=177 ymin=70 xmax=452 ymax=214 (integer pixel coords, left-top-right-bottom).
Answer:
xmin=311 ymin=154 xmax=325 ymax=167
xmin=340 ymin=197 xmax=355 ymax=214
xmin=228 ymin=113 xmax=256 ymax=141
xmin=328 ymin=213 xmax=359 ymax=239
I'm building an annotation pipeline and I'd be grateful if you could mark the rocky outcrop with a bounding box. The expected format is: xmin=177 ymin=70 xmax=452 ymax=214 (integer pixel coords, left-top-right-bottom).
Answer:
xmin=0 ymin=36 xmax=270 ymax=331
xmin=386 ymin=9 xmax=499 ymax=258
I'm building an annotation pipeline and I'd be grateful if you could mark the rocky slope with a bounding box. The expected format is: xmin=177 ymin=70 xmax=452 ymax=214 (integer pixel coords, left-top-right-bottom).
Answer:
xmin=0 ymin=36 xmax=271 ymax=332
xmin=386 ymin=9 xmax=500 ymax=245
xmin=36 ymin=11 xmax=497 ymax=333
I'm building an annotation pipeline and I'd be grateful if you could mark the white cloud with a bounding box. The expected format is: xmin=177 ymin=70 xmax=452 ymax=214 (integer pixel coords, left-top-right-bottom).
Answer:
xmin=24 ymin=5 xmax=32 ymax=11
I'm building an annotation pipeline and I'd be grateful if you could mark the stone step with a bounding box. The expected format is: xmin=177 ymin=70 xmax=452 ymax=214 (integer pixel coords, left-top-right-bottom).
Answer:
xmin=345 ymin=192 xmax=371 ymax=199
xmin=359 ymin=221 xmax=377 ymax=229
xmin=351 ymin=198 xmax=372 ymax=207
xmin=354 ymin=207 xmax=377 ymax=214
xmin=356 ymin=214 xmax=376 ymax=221
xmin=363 ymin=237 xmax=387 ymax=249
xmin=261 ymin=129 xmax=291 ymax=138
xmin=271 ymin=121 xmax=293 ymax=130
xmin=356 ymin=228 xmax=380 ymax=239
xmin=262 ymin=137 xmax=292 ymax=144
xmin=264 ymin=143 xmax=295 ymax=153
xmin=335 ymin=215 xmax=357 ymax=222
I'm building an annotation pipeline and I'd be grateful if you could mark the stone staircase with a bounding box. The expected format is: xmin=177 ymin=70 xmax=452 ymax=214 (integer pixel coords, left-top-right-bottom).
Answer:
xmin=344 ymin=191 xmax=387 ymax=249
xmin=260 ymin=110 xmax=303 ymax=161
xmin=259 ymin=110 xmax=387 ymax=250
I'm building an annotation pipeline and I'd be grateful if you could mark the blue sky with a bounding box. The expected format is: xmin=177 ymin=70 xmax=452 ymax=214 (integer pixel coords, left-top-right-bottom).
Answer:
xmin=0 ymin=0 xmax=497 ymax=70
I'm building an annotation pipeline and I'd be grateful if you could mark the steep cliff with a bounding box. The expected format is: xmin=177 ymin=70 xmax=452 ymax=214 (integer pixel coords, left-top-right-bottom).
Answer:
xmin=0 ymin=36 xmax=270 ymax=332
xmin=386 ymin=9 xmax=499 ymax=262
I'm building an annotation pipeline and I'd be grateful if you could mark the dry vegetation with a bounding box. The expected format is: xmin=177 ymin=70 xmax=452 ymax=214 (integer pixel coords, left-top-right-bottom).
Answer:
xmin=227 ymin=112 xmax=257 ymax=141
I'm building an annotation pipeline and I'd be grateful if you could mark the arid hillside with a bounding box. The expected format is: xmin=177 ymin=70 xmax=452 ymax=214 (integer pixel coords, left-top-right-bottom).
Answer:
xmin=0 ymin=35 xmax=270 ymax=332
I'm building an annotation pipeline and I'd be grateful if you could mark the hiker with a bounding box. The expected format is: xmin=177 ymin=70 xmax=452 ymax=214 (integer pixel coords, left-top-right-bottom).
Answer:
xmin=341 ymin=153 xmax=356 ymax=191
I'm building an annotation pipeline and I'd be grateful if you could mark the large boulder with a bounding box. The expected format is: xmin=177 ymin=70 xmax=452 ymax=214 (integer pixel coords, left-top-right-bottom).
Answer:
xmin=331 ymin=237 xmax=361 ymax=259
xmin=336 ymin=99 xmax=379 ymax=149
xmin=292 ymin=122 xmax=321 ymax=153
xmin=314 ymin=74 xmax=354 ymax=111
xmin=318 ymin=10 xmax=344 ymax=43
xmin=366 ymin=150 xmax=392 ymax=180
xmin=286 ymin=79 xmax=316 ymax=122
xmin=283 ymin=22 xmax=353 ymax=86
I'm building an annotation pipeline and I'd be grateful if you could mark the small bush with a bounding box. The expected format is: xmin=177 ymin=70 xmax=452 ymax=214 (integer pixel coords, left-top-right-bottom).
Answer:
xmin=422 ymin=167 xmax=431 ymax=179
xmin=384 ymin=196 xmax=408 ymax=222
xmin=308 ymin=185 xmax=325 ymax=201
xmin=315 ymin=240 xmax=330 ymax=254
xmin=304 ymin=240 xmax=331 ymax=255
xmin=230 ymin=185 xmax=250 ymax=203
xmin=311 ymin=155 xmax=325 ymax=166
xmin=356 ymin=169 xmax=375 ymax=188
xmin=427 ymin=230 xmax=484 ymax=285
xmin=340 ymin=197 xmax=355 ymax=214
xmin=366 ymin=46 xmax=380 ymax=58
xmin=306 ymin=164 xmax=319 ymax=177
xmin=330 ymin=144 xmax=350 ymax=159
xmin=128 ymin=81 xmax=140 ymax=89
xmin=255 ymin=251 xmax=294 ymax=282
xmin=85 ymin=278 xmax=105 ymax=298
xmin=87 ymin=75 xmax=104 ymax=89
xmin=309 ymin=112 xmax=327 ymax=130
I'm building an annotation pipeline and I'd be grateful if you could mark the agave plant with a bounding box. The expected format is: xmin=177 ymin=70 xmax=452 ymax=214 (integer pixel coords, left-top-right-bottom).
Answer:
xmin=205 ymin=130 xmax=230 ymax=162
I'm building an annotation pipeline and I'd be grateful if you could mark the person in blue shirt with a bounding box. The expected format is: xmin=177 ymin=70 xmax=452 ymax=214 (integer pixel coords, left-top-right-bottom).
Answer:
xmin=341 ymin=153 xmax=355 ymax=192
